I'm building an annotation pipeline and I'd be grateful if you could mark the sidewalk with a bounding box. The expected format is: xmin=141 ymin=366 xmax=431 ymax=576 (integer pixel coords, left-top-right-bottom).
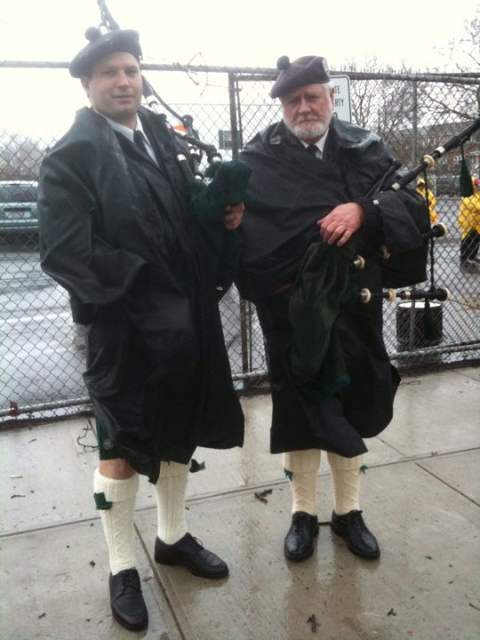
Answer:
xmin=1 ymin=366 xmax=479 ymax=640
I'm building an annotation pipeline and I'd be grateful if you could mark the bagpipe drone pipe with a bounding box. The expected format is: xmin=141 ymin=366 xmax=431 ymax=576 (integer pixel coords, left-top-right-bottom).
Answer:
xmin=348 ymin=117 xmax=480 ymax=312
xmin=357 ymin=118 xmax=480 ymax=348
xmin=96 ymin=0 xmax=250 ymax=202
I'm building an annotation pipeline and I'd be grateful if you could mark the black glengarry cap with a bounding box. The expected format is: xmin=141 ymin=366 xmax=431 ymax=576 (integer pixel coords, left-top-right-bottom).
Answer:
xmin=270 ymin=55 xmax=330 ymax=98
xmin=69 ymin=27 xmax=142 ymax=78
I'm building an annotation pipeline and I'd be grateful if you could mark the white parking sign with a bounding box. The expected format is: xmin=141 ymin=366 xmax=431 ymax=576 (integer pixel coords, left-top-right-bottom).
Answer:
xmin=331 ymin=75 xmax=351 ymax=123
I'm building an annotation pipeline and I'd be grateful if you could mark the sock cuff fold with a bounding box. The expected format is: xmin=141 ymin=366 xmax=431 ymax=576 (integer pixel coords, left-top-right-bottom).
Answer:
xmin=158 ymin=460 xmax=189 ymax=480
xmin=93 ymin=469 xmax=139 ymax=502
xmin=327 ymin=452 xmax=364 ymax=471
xmin=283 ymin=449 xmax=321 ymax=473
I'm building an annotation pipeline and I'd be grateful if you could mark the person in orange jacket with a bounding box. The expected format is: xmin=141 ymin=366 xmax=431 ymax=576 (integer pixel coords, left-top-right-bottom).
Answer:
xmin=416 ymin=177 xmax=439 ymax=225
xmin=458 ymin=177 xmax=480 ymax=274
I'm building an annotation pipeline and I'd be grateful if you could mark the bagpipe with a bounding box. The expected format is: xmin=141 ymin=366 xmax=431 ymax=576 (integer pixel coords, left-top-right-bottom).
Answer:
xmin=342 ymin=116 xmax=480 ymax=312
xmin=289 ymin=116 xmax=480 ymax=389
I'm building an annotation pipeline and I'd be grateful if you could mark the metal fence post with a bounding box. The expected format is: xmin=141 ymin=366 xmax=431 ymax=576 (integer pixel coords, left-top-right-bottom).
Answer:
xmin=412 ymin=79 xmax=418 ymax=165
xmin=228 ymin=72 xmax=251 ymax=374
xmin=228 ymin=72 xmax=241 ymax=159
xmin=407 ymin=79 xmax=419 ymax=351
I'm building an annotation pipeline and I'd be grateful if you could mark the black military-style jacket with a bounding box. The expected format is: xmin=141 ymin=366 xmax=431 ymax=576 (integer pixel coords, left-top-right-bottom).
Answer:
xmin=238 ymin=119 xmax=428 ymax=456
xmin=39 ymin=107 xmax=244 ymax=481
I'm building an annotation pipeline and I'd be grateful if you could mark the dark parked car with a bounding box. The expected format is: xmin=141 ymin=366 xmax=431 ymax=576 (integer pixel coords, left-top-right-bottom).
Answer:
xmin=0 ymin=180 xmax=39 ymax=234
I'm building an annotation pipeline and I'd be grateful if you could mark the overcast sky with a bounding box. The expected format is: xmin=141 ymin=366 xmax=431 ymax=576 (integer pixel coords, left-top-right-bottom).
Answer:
xmin=1 ymin=0 xmax=479 ymax=138
xmin=1 ymin=0 xmax=478 ymax=70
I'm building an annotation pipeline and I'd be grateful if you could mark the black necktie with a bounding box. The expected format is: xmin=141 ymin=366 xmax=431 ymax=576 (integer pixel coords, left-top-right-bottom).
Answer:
xmin=133 ymin=129 xmax=148 ymax=154
xmin=306 ymin=144 xmax=319 ymax=158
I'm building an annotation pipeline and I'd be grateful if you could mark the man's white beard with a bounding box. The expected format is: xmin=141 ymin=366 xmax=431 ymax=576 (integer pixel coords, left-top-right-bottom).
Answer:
xmin=285 ymin=119 xmax=329 ymax=142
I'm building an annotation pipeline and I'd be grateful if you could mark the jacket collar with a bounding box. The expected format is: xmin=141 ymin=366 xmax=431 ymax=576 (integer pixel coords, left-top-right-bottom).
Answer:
xmin=262 ymin=118 xmax=379 ymax=152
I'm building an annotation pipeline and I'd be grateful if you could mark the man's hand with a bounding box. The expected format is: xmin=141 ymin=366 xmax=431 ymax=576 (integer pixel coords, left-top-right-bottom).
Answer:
xmin=224 ymin=202 xmax=245 ymax=230
xmin=317 ymin=202 xmax=364 ymax=246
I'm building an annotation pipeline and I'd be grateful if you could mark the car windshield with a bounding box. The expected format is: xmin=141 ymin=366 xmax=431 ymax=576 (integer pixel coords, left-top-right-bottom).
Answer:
xmin=0 ymin=184 xmax=37 ymax=203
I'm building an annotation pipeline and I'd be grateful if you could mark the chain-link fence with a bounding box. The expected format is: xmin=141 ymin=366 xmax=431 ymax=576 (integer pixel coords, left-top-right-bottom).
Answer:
xmin=1 ymin=63 xmax=479 ymax=424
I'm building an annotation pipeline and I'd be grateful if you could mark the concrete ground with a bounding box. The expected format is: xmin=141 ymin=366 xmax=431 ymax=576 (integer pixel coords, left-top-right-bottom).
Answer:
xmin=1 ymin=366 xmax=479 ymax=640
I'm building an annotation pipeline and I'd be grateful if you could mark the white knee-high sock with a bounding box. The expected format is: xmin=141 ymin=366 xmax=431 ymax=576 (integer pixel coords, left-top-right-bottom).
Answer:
xmin=154 ymin=461 xmax=189 ymax=545
xmin=327 ymin=452 xmax=363 ymax=515
xmin=93 ymin=469 xmax=139 ymax=576
xmin=283 ymin=450 xmax=321 ymax=516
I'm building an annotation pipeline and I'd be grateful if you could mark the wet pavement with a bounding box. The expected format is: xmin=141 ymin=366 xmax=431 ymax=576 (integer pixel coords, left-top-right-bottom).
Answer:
xmin=1 ymin=366 xmax=479 ymax=640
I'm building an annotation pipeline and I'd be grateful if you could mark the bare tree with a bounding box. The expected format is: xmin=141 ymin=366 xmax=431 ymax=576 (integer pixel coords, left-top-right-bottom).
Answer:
xmin=339 ymin=58 xmax=420 ymax=164
xmin=428 ymin=12 xmax=480 ymax=121
xmin=341 ymin=59 xmax=415 ymax=127
xmin=338 ymin=48 xmax=480 ymax=176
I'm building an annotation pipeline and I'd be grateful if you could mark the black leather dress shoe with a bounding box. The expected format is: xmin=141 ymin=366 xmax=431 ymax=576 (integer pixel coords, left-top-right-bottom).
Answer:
xmin=109 ymin=568 xmax=148 ymax=632
xmin=284 ymin=511 xmax=319 ymax=561
xmin=154 ymin=533 xmax=229 ymax=578
xmin=330 ymin=510 xmax=380 ymax=559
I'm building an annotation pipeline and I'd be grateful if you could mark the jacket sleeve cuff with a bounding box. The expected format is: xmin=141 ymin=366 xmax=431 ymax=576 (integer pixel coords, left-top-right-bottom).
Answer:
xmin=356 ymin=197 xmax=381 ymax=232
